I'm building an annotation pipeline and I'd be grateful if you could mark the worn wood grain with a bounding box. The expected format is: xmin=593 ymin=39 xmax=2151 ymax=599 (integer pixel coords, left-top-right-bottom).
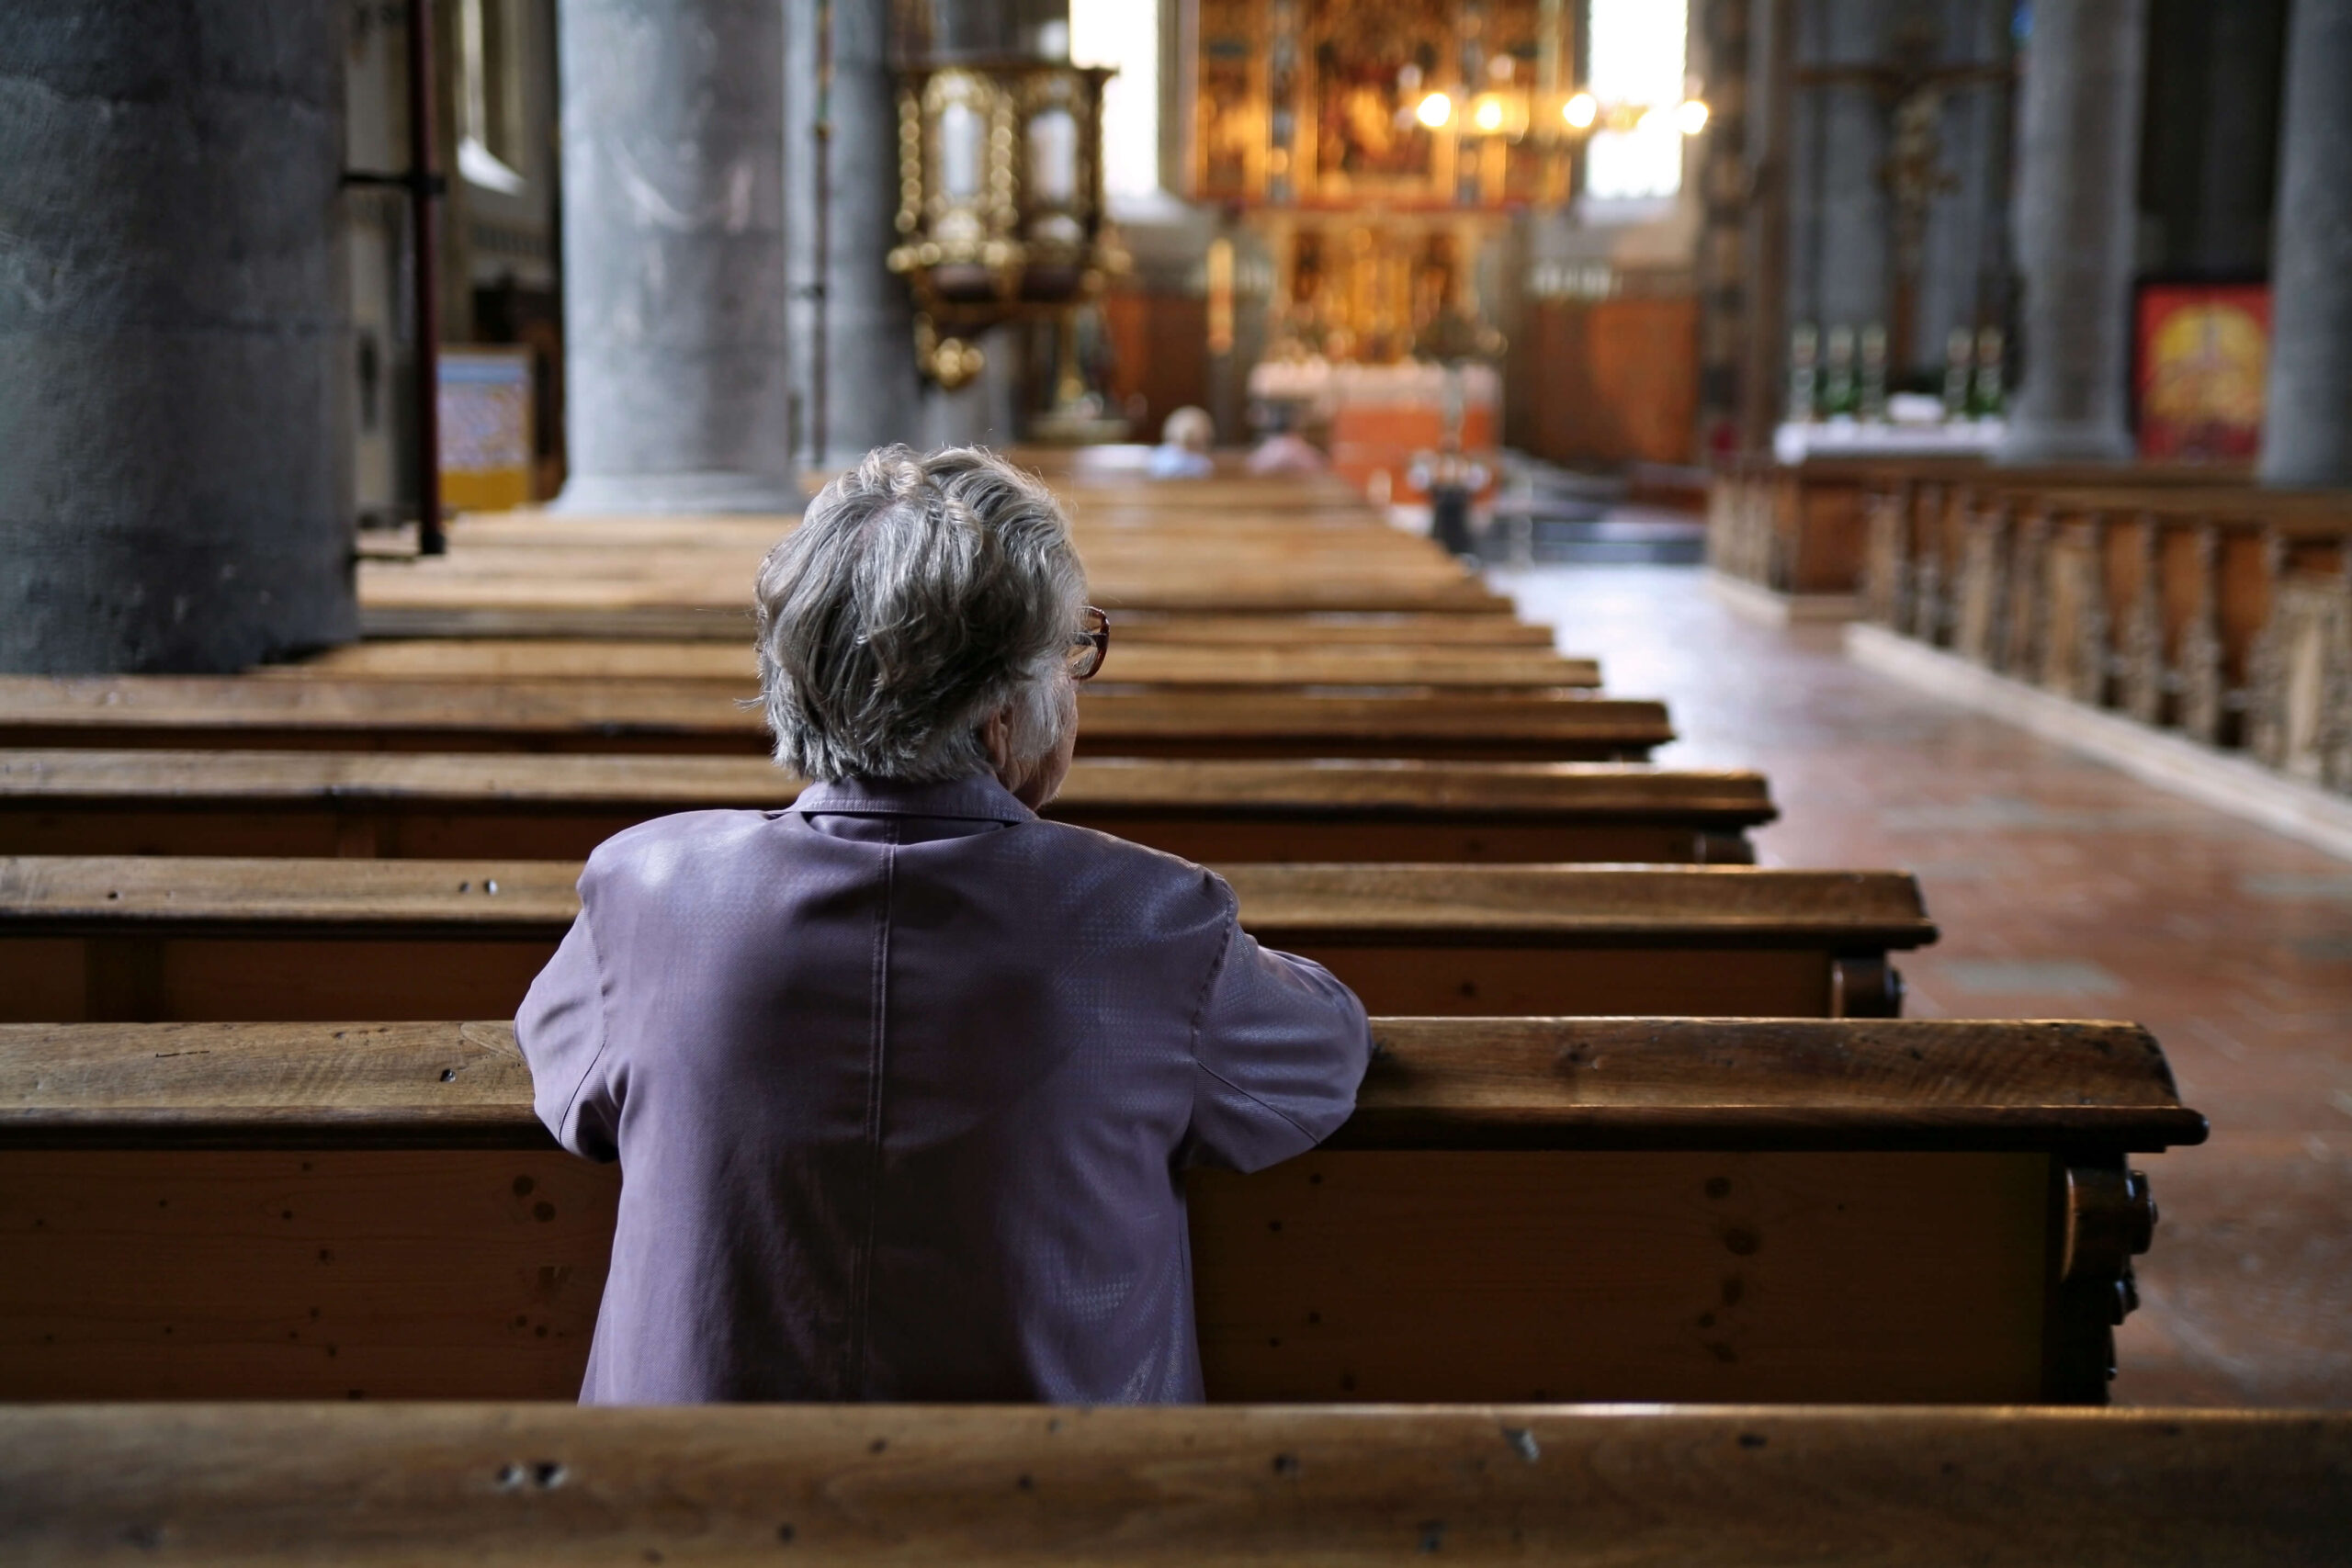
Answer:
xmin=0 ymin=751 xmax=1773 ymax=863
xmin=0 ymin=1146 xmax=2061 ymax=1403
xmin=0 ymin=1404 xmax=2342 ymax=1565
xmin=0 ymin=856 xmax=1933 ymax=944
xmin=0 ymin=679 xmax=1674 ymax=761
xmin=0 ymin=1005 xmax=2189 ymax=1404
xmin=359 ymin=605 xmax=1564 ymax=646
xmin=0 ymin=750 xmax=1770 ymax=817
xmin=0 ymin=1018 xmax=2203 ymax=1151
xmin=272 ymin=639 xmax=1603 ymax=690
xmin=0 ymin=858 xmax=1934 ymax=1021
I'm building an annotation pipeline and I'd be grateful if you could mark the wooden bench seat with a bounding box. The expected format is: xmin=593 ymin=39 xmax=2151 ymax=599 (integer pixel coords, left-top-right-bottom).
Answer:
xmin=0 ymin=751 xmax=1777 ymax=864
xmin=269 ymin=638 xmax=1604 ymax=691
xmin=359 ymin=604 xmax=1566 ymax=646
xmin=0 ymin=678 xmax=1676 ymax=762
xmin=0 ymin=856 xmax=1931 ymax=1022
xmin=361 ymin=552 xmax=1513 ymax=618
xmin=2 ymin=1404 xmax=2337 ymax=1565
xmin=5 ymin=1401 xmax=2333 ymax=1561
xmin=0 ymin=1017 xmax=2196 ymax=1404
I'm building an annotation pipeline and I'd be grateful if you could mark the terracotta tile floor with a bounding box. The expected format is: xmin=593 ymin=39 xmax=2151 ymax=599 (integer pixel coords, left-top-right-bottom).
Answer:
xmin=1494 ymin=565 xmax=2352 ymax=1407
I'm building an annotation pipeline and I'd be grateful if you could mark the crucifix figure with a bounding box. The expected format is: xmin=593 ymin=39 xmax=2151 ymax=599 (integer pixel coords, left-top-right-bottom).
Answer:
xmin=1793 ymin=21 xmax=2012 ymax=370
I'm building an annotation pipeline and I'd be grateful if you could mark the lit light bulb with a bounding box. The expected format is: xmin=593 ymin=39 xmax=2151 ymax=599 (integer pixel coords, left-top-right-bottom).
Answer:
xmin=1473 ymin=96 xmax=1505 ymax=133
xmin=1676 ymin=98 xmax=1710 ymax=135
xmin=1416 ymin=91 xmax=1453 ymax=129
xmin=1562 ymin=92 xmax=1598 ymax=130
xmin=1637 ymin=105 xmax=1670 ymax=134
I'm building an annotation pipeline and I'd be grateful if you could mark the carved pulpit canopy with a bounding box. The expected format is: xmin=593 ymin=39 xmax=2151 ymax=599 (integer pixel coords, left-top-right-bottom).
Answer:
xmin=888 ymin=59 xmax=1125 ymax=388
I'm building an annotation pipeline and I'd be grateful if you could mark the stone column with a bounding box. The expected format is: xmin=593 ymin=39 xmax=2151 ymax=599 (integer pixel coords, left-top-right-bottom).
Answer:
xmin=786 ymin=0 xmax=922 ymax=468
xmin=1804 ymin=0 xmax=1892 ymax=341
xmin=1996 ymin=0 xmax=2148 ymax=465
xmin=0 ymin=1 xmax=355 ymax=672
xmin=2258 ymin=0 xmax=2352 ymax=488
xmin=553 ymin=0 xmax=797 ymax=513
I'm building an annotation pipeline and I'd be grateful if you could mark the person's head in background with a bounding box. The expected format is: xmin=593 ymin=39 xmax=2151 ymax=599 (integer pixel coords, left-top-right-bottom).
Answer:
xmin=1161 ymin=406 xmax=1214 ymax=455
xmin=753 ymin=446 xmax=1097 ymax=808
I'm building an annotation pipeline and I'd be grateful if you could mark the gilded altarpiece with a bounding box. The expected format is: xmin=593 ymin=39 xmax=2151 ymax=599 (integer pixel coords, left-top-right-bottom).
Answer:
xmin=1193 ymin=0 xmax=1567 ymax=363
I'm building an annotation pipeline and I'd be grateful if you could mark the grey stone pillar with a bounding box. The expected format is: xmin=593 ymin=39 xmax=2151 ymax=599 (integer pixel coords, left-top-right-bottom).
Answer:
xmin=1996 ymin=0 xmax=2148 ymax=465
xmin=2258 ymin=0 xmax=2352 ymax=488
xmin=554 ymin=0 xmax=797 ymax=512
xmin=786 ymin=0 xmax=922 ymax=468
xmin=0 ymin=1 xmax=355 ymax=673
xmin=1804 ymin=0 xmax=1892 ymax=338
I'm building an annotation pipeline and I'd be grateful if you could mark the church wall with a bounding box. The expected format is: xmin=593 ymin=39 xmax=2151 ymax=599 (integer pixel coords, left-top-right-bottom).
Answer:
xmin=1518 ymin=293 xmax=1703 ymax=466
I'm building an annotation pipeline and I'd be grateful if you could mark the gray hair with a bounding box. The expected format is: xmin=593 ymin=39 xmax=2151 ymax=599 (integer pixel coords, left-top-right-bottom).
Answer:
xmin=754 ymin=446 xmax=1087 ymax=783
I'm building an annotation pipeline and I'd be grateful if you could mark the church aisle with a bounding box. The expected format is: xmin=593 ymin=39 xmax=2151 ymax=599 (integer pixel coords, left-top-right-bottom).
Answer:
xmin=1495 ymin=565 xmax=2352 ymax=1409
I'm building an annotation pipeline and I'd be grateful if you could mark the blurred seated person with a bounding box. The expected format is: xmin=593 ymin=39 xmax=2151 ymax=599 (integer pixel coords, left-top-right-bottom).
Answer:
xmin=517 ymin=446 xmax=1372 ymax=1404
xmin=1408 ymin=437 xmax=1490 ymax=562
xmin=1246 ymin=407 xmax=1328 ymax=475
xmin=1146 ymin=405 xmax=1217 ymax=479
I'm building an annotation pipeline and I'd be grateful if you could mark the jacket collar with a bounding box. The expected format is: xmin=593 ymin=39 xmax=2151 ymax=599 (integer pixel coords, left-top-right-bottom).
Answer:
xmin=790 ymin=772 xmax=1036 ymax=824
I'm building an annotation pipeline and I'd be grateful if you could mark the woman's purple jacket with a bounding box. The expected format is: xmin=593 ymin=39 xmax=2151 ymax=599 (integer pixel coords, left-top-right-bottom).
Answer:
xmin=516 ymin=773 xmax=1374 ymax=1404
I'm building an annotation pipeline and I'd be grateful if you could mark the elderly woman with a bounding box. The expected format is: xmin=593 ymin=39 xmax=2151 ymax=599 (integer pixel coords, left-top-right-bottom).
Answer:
xmin=517 ymin=446 xmax=1371 ymax=1404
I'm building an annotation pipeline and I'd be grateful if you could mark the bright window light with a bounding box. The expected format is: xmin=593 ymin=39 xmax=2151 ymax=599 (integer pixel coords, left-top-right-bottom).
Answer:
xmin=1584 ymin=0 xmax=1688 ymax=199
xmin=1070 ymin=0 xmax=1159 ymax=202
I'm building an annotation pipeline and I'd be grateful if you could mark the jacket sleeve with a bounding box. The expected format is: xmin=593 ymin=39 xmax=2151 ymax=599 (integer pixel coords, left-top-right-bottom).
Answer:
xmin=1184 ymin=885 xmax=1373 ymax=1173
xmin=514 ymin=907 xmax=622 ymax=1162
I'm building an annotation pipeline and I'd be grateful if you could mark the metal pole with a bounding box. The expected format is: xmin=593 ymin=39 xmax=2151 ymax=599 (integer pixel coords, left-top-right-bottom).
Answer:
xmin=407 ymin=0 xmax=447 ymax=555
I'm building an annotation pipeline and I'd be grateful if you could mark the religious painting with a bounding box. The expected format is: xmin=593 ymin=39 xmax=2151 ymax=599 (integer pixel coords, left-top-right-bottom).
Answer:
xmin=1194 ymin=0 xmax=1261 ymax=200
xmin=1191 ymin=0 xmax=1563 ymax=207
xmin=2134 ymin=282 xmax=2270 ymax=461
xmin=438 ymin=348 xmax=536 ymax=511
xmin=1309 ymin=0 xmax=1444 ymax=190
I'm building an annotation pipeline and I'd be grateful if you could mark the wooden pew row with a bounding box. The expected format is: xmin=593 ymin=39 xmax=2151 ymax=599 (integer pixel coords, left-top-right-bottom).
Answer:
xmin=360 ymin=547 xmax=1512 ymax=618
xmin=12 ymin=1403 xmax=2339 ymax=1568
xmin=273 ymin=638 xmax=1605 ymax=691
xmin=0 ymin=857 xmax=1932 ymax=1021
xmin=360 ymin=604 xmax=1565 ymax=646
xmin=0 ymin=678 xmax=1677 ymax=762
xmin=0 ymin=1017 xmax=2194 ymax=1404
xmin=1708 ymin=454 xmax=2244 ymax=603
xmin=0 ymin=752 xmax=1778 ymax=864
xmin=1861 ymin=479 xmax=2352 ymax=776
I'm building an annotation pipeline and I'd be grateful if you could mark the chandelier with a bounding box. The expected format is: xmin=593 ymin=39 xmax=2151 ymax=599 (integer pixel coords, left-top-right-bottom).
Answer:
xmin=888 ymin=60 xmax=1125 ymax=389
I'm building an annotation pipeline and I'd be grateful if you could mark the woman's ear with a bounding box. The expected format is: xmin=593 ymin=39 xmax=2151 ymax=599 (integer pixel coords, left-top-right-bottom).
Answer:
xmin=978 ymin=705 xmax=1014 ymax=775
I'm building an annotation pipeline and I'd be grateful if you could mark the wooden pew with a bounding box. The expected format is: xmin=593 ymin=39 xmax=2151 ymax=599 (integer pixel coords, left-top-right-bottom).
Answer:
xmin=0 ymin=751 xmax=1778 ymax=864
xmin=267 ymin=638 xmax=1604 ymax=691
xmin=360 ymin=535 xmax=1514 ymax=619
xmin=0 ymin=678 xmax=1676 ymax=762
xmin=360 ymin=604 xmax=1565 ymax=646
xmin=0 ymin=856 xmax=1931 ymax=1022
xmin=0 ymin=1016 xmax=2196 ymax=1404
xmin=7 ymin=1403 xmax=2340 ymax=1566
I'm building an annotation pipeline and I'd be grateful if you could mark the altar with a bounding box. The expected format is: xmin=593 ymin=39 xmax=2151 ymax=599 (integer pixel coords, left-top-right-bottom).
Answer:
xmin=1250 ymin=359 xmax=1501 ymax=510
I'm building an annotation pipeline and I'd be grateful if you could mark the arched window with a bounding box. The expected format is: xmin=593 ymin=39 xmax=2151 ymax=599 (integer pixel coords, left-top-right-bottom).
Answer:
xmin=1071 ymin=0 xmax=1162 ymax=206
xmin=1584 ymin=0 xmax=1688 ymax=202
